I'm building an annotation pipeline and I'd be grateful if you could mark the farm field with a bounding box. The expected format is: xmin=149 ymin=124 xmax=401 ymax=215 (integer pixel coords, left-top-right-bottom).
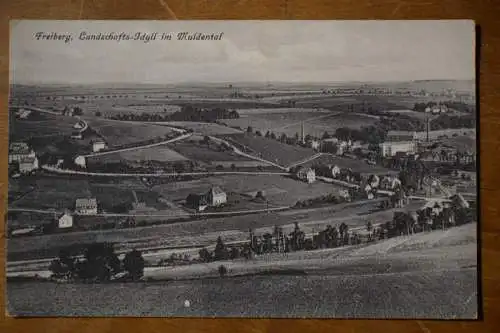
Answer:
xmin=222 ymin=111 xmax=378 ymax=138
xmin=9 ymin=113 xmax=79 ymax=141
xmin=167 ymin=136 xmax=253 ymax=163
xmin=84 ymin=118 xmax=176 ymax=147
xmin=220 ymin=133 xmax=316 ymax=167
xmin=88 ymin=145 xmax=189 ymax=164
xmin=151 ymin=174 xmax=342 ymax=207
xmin=300 ymin=154 xmax=396 ymax=176
xmin=10 ymin=177 xmax=92 ymax=211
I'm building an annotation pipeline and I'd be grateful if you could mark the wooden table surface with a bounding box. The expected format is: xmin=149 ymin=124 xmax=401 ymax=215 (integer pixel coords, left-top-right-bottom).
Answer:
xmin=0 ymin=0 xmax=498 ymax=332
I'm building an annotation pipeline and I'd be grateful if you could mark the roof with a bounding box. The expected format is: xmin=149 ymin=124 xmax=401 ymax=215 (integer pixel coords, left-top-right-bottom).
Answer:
xmin=9 ymin=142 xmax=31 ymax=153
xmin=387 ymin=131 xmax=417 ymax=137
xmin=208 ymin=186 xmax=225 ymax=196
xmin=75 ymin=198 xmax=97 ymax=208
xmin=19 ymin=156 xmax=37 ymax=164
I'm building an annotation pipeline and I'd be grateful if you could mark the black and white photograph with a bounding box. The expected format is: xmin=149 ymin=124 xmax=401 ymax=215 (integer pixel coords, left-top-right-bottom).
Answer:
xmin=6 ymin=20 xmax=478 ymax=319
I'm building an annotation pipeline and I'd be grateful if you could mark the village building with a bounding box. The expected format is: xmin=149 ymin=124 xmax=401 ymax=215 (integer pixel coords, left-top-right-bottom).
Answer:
xmin=71 ymin=131 xmax=83 ymax=140
xmin=310 ymin=140 xmax=320 ymax=151
xmin=296 ymin=167 xmax=316 ymax=183
xmin=9 ymin=142 xmax=36 ymax=164
xmin=75 ymin=198 xmax=98 ymax=215
xmin=73 ymin=121 xmax=85 ymax=130
xmin=206 ymin=186 xmax=227 ymax=206
xmin=16 ymin=108 xmax=32 ymax=119
xmin=74 ymin=156 xmax=86 ymax=168
xmin=386 ymin=131 xmax=418 ymax=142
xmin=92 ymin=140 xmax=107 ymax=153
xmin=18 ymin=156 xmax=39 ymax=174
xmin=339 ymin=189 xmax=351 ymax=201
xmin=379 ymin=141 xmax=416 ymax=157
xmin=58 ymin=212 xmax=74 ymax=229
xmin=331 ymin=165 xmax=341 ymax=178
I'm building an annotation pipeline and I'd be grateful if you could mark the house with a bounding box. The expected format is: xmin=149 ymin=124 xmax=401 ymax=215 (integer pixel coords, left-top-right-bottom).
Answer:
xmin=451 ymin=193 xmax=470 ymax=209
xmin=422 ymin=201 xmax=444 ymax=217
xmin=75 ymin=198 xmax=98 ymax=215
xmin=364 ymin=184 xmax=375 ymax=200
xmin=58 ymin=212 xmax=73 ymax=228
xmin=386 ymin=131 xmax=418 ymax=142
xmin=71 ymin=131 xmax=83 ymax=140
xmin=339 ymin=189 xmax=351 ymax=201
xmin=310 ymin=140 xmax=320 ymax=151
xmin=73 ymin=122 xmax=84 ymax=129
xmin=206 ymin=186 xmax=227 ymax=206
xmin=9 ymin=142 xmax=36 ymax=164
xmin=18 ymin=156 xmax=39 ymax=174
xmin=16 ymin=108 xmax=32 ymax=119
xmin=74 ymin=156 xmax=86 ymax=168
xmin=331 ymin=165 xmax=341 ymax=178
xmin=296 ymin=167 xmax=316 ymax=183
xmin=367 ymin=174 xmax=380 ymax=188
xmin=379 ymin=141 xmax=416 ymax=157
xmin=92 ymin=141 xmax=107 ymax=152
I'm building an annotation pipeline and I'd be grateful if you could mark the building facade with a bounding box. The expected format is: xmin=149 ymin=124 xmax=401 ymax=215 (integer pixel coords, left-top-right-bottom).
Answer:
xmin=296 ymin=167 xmax=316 ymax=183
xmin=58 ymin=213 xmax=74 ymax=228
xmin=75 ymin=198 xmax=98 ymax=215
xmin=379 ymin=141 xmax=416 ymax=157
xmin=9 ymin=142 xmax=36 ymax=164
xmin=92 ymin=141 xmax=107 ymax=153
xmin=206 ymin=186 xmax=227 ymax=206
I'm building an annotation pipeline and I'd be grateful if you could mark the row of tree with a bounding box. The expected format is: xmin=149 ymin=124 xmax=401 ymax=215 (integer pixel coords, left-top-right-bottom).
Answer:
xmin=108 ymin=105 xmax=240 ymax=122
xmin=49 ymin=244 xmax=145 ymax=282
xmin=413 ymin=101 xmax=475 ymax=114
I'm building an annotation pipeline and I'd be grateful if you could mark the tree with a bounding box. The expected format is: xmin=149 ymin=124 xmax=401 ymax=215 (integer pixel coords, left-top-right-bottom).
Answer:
xmin=218 ymin=264 xmax=228 ymax=277
xmin=322 ymin=131 xmax=331 ymax=140
xmin=76 ymin=243 xmax=121 ymax=281
xmin=95 ymin=111 xmax=102 ymax=117
xmin=231 ymin=163 xmax=236 ymax=171
xmin=255 ymin=130 xmax=262 ymax=137
xmin=199 ymin=247 xmax=212 ymax=262
xmin=214 ymin=236 xmax=228 ymax=260
xmin=339 ymin=223 xmax=349 ymax=246
xmin=265 ymin=131 xmax=271 ymax=138
xmin=247 ymin=126 xmax=253 ymax=133
xmin=73 ymin=107 xmax=83 ymax=116
xmin=123 ymin=249 xmax=145 ymax=281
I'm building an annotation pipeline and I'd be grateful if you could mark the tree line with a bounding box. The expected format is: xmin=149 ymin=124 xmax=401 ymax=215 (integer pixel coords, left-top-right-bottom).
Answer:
xmin=49 ymin=244 xmax=145 ymax=282
xmin=108 ymin=105 xmax=240 ymax=122
xmin=197 ymin=201 xmax=475 ymax=263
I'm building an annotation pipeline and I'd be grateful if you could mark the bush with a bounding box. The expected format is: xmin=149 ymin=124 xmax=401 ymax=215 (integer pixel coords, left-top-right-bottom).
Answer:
xmin=218 ymin=265 xmax=228 ymax=277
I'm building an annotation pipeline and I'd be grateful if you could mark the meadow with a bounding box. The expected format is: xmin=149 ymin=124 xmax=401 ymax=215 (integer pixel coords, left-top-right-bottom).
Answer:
xmin=220 ymin=133 xmax=316 ymax=167
xmin=161 ymin=122 xmax=243 ymax=135
xmin=84 ymin=119 xmax=176 ymax=147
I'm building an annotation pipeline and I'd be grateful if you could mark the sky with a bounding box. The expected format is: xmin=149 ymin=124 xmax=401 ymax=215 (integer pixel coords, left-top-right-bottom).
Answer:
xmin=10 ymin=20 xmax=476 ymax=85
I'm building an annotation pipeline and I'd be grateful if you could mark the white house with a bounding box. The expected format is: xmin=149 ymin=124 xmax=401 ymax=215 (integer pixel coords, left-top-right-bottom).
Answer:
xmin=75 ymin=198 xmax=98 ymax=215
xmin=92 ymin=141 xmax=107 ymax=153
xmin=9 ymin=142 xmax=36 ymax=164
xmin=331 ymin=165 xmax=341 ymax=178
xmin=19 ymin=156 xmax=39 ymax=174
xmin=74 ymin=156 xmax=87 ymax=168
xmin=206 ymin=186 xmax=227 ymax=206
xmin=310 ymin=140 xmax=320 ymax=151
xmin=296 ymin=167 xmax=316 ymax=183
xmin=73 ymin=122 xmax=84 ymax=129
xmin=58 ymin=212 xmax=73 ymax=228
xmin=339 ymin=189 xmax=351 ymax=201
xmin=379 ymin=141 xmax=416 ymax=157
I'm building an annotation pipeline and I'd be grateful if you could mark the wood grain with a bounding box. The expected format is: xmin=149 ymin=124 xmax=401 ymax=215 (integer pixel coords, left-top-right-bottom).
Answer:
xmin=0 ymin=0 xmax=498 ymax=332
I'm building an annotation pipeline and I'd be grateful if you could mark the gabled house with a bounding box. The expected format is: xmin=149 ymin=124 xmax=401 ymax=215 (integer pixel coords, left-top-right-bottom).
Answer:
xmin=92 ymin=140 xmax=107 ymax=153
xmin=9 ymin=142 xmax=36 ymax=164
xmin=58 ymin=212 xmax=74 ymax=229
xmin=296 ymin=167 xmax=316 ymax=183
xmin=75 ymin=198 xmax=98 ymax=215
xmin=331 ymin=165 xmax=341 ymax=178
xmin=18 ymin=156 xmax=39 ymax=174
xmin=206 ymin=186 xmax=227 ymax=206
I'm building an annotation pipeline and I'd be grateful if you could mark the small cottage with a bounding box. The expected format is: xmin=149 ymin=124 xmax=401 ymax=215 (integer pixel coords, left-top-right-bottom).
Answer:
xmin=206 ymin=186 xmax=227 ymax=206
xmin=58 ymin=212 xmax=74 ymax=229
xmin=75 ymin=198 xmax=98 ymax=215
xmin=296 ymin=167 xmax=316 ymax=184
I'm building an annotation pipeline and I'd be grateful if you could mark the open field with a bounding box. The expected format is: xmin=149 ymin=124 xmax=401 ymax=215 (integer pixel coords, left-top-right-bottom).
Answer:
xmin=167 ymin=136 xmax=252 ymax=163
xmin=88 ymin=145 xmax=189 ymax=164
xmin=222 ymin=110 xmax=377 ymax=138
xmin=440 ymin=135 xmax=476 ymax=153
xmin=7 ymin=223 xmax=477 ymax=318
xmin=9 ymin=113 xmax=78 ymax=141
xmin=220 ymin=133 xmax=315 ymax=166
xmin=84 ymin=118 xmax=176 ymax=147
xmin=9 ymin=177 xmax=92 ymax=211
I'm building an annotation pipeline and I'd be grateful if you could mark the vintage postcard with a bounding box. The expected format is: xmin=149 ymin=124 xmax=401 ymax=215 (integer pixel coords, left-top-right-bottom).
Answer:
xmin=6 ymin=20 xmax=478 ymax=318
